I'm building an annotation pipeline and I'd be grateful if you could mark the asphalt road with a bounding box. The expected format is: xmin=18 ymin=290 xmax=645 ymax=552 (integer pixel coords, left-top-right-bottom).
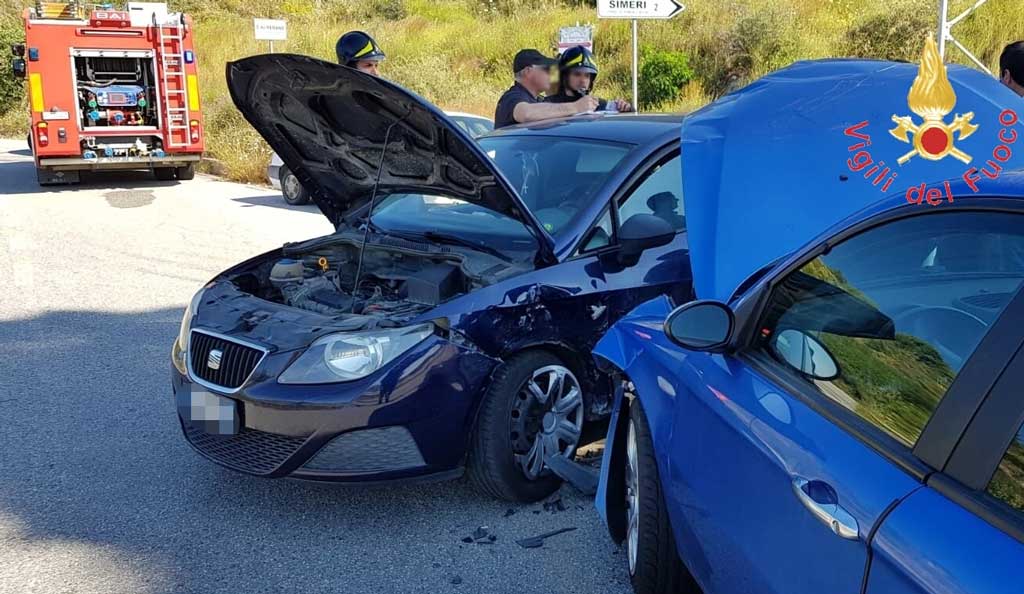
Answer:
xmin=0 ymin=139 xmax=633 ymax=594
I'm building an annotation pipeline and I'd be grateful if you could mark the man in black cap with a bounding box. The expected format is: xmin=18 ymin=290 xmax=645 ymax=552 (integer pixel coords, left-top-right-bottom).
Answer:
xmin=494 ymin=49 xmax=598 ymax=129
xmin=1000 ymin=41 xmax=1024 ymax=97
xmin=336 ymin=31 xmax=386 ymax=77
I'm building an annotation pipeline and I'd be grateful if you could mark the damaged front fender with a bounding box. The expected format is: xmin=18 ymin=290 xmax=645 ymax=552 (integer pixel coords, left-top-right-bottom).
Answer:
xmin=592 ymin=294 xmax=677 ymax=539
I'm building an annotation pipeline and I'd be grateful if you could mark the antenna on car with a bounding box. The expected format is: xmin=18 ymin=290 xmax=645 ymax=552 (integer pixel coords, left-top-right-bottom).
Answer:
xmin=349 ymin=119 xmax=400 ymax=313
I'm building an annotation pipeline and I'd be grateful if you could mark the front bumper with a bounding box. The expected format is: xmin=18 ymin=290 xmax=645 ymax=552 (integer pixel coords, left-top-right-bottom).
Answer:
xmin=172 ymin=332 xmax=498 ymax=483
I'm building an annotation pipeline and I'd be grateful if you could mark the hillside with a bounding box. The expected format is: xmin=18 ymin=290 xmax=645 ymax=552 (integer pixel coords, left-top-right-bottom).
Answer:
xmin=2 ymin=0 xmax=1023 ymax=182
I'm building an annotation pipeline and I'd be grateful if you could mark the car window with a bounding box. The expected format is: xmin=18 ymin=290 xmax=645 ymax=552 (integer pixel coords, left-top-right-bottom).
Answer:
xmin=754 ymin=211 xmax=1024 ymax=447
xmin=579 ymin=208 xmax=614 ymax=253
xmin=451 ymin=116 xmax=493 ymax=138
xmin=617 ymin=153 xmax=684 ymax=232
xmin=989 ymin=424 xmax=1024 ymax=512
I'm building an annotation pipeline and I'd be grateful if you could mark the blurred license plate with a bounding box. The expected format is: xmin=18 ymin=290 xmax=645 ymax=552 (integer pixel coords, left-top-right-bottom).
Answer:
xmin=183 ymin=388 xmax=239 ymax=435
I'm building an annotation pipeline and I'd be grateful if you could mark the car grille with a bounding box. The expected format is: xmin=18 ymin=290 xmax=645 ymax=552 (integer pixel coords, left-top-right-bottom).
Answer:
xmin=183 ymin=423 xmax=308 ymax=475
xmin=189 ymin=330 xmax=265 ymax=391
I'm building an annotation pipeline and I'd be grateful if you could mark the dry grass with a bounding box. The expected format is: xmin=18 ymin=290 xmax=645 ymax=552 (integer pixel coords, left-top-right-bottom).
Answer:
xmin=3 ymin=0 xmax=1024 ymax=182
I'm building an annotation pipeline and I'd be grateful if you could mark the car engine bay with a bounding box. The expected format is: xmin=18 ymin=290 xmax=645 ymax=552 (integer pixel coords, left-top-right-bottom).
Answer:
xmin=228 ymin=233 xmax=527 ymax=328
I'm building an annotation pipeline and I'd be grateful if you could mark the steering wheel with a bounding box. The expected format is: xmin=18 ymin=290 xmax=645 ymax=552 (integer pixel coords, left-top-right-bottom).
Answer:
xmin=894 ymin=306 xmax=988 ymax=371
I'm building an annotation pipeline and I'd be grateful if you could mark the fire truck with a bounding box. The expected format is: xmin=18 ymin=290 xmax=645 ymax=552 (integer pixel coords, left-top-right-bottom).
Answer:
xmin=11 ymin=1 xmax=204 ymax=185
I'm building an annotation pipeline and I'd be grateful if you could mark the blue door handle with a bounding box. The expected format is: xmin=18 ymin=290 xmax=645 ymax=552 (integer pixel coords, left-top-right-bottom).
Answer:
xmin=792 ymin=477 xmax=860 ymax=540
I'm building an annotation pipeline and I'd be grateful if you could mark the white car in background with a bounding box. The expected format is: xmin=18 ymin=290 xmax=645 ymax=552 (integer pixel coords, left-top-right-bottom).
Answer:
xmin=268 ymin=111 xmax=494 ymax=205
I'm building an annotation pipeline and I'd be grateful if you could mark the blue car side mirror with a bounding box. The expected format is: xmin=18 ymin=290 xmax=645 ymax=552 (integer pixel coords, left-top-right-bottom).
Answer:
xmin=664 ymin=300 xmax=734 ymax=352
xmin=11 ymin=58 xmax=26 ymax=79
xmin=618 ymin=214 xmax=674 ymax=267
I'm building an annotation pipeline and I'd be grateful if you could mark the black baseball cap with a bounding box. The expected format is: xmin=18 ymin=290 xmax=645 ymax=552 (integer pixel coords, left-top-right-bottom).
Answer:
xmin=513 ymin=49 xmax=557 ymax=73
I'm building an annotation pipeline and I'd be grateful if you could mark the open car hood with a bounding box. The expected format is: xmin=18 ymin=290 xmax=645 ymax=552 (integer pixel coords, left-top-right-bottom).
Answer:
xmin=682 ymin=57 xmax=1024 ymax=302
xmin=227 ymin=54 xmax=555 ymax=264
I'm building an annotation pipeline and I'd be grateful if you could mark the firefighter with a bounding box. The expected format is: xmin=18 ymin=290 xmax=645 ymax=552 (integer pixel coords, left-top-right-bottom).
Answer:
xmin=494 ymin=49 xmax=597 ymax=129
xmin=547 ymin=46 xmax=632 ymax=112
xmin=336 ymin=31 xmax=386 ymax=77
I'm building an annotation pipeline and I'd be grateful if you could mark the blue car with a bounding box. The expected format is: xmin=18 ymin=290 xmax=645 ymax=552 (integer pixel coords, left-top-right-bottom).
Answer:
xmin=170 ymin=54 xmax=692 ymax=501
xmin=594 ymin=56 xmax=1024 ymax=593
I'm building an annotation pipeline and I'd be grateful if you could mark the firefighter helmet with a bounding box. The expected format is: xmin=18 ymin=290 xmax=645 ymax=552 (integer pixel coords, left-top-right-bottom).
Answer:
xmin=335 ymin=31 xmax=386 ymax=66
xmin=559 ymin=46 xmax=598 ymax=79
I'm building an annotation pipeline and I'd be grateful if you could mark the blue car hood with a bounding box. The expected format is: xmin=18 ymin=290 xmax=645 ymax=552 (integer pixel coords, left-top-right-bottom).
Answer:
xmin=682 ymin=53 xmax=1024 ymax=301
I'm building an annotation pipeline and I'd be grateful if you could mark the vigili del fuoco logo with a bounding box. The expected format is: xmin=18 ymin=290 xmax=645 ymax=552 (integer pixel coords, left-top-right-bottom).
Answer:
xmin=843 ymin=35 xmax=1020 ymax=206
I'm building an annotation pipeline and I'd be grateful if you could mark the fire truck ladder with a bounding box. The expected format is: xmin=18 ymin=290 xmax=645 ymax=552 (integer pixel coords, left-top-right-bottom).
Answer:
xmin=155 ymin=13 xmax=190 ymax=148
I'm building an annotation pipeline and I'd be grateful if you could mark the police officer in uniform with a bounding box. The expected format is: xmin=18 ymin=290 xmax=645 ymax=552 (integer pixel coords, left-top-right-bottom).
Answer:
xmin=494 ymin=49 xmax=598 ymax=129
xmin=336 ymin=31 xmax=386 ymax=77
xmin=547 ymin=46 xmax=632 ymax=112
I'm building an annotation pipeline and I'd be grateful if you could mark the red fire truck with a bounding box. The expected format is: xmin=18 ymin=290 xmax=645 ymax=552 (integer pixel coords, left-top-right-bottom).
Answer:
xmin=11 ymin=1 xmax=204 ymax=185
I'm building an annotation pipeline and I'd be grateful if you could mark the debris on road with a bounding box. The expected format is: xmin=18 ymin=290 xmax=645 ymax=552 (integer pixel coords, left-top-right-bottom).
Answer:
xmin=461 ymin=526 xmax=497 ymax=544
xmin=542 ymin=493 xmax=567 ymax=513
xmin=515 ymin=527 xmax=578 ymax=549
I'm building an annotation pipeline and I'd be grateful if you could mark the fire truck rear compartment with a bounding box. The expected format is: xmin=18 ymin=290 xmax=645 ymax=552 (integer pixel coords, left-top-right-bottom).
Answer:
xmin=75 ymin=55 xmax=158 ymax=129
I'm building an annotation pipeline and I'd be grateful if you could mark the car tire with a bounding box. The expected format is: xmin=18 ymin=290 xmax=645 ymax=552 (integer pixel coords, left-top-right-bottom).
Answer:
xmin=175 ymin=163 xmax=196 ymax=180
xmin=467 ymin=350 xmax=585 ymax=502
xmin=625 ymin=399 xmax=698 ymax=594
xmin=280 ymin=166 xmax=310 ymax=205
xmin=154 ymin=167 xmax=175 ymax=181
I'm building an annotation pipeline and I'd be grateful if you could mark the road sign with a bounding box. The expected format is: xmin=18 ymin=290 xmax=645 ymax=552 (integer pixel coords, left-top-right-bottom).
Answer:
xmin=253 ymin=18 xmax=287 ymax=41
xmin=558 ymin=25 xmax=594 ymax=51
xmin=597 ymin=0 xmax=684 ymax=20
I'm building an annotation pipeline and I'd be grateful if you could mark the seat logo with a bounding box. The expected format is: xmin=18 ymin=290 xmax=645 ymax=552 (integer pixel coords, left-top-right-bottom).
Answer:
xmin=207 ymin=349 xmax=223 ymax=370
xmin=889 ymin=36 xmax=977 ymax=164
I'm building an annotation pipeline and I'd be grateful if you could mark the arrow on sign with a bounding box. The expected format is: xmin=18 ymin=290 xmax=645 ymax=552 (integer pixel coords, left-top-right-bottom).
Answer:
xmin=597 ymin=0 xmax=685 ymax=20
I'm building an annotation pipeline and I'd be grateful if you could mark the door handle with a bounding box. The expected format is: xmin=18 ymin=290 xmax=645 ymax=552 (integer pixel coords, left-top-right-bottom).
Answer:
xmin=792 ymin=477 xmax=859 ymax=540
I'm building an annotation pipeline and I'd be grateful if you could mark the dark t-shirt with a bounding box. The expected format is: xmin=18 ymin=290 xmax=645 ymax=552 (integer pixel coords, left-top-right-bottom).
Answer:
xmin=494 ymin=82 xmax=541 ymax=129
xmin=546 ymin=90 xmax=608 ymax=111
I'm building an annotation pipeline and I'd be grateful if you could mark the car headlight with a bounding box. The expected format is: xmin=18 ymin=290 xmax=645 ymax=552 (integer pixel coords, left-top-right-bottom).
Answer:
xmin=171 ymin=286 xmax=207 ymax=375
xmin=278 ymin=324 xmax=434 ymax=384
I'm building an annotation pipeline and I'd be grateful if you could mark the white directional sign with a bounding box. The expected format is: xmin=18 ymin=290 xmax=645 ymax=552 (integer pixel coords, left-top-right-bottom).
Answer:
xmin=597 ymin=0 xmax=684 ymax=19
xmin=253 ymin=18 xmax=287 ymax=41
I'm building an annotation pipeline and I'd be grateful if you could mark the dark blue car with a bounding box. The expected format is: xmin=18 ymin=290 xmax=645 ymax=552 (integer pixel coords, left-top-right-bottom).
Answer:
xmin=169 ymin=54 xmax=692 ymax=501
xmin=593 ymin=57 xmax=1024 ymax=593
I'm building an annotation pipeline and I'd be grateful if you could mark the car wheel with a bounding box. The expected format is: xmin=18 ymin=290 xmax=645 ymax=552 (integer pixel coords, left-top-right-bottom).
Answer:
xmin=154 ymin=167 xmax=175 ymax=181
xmin=468 ymin=350 xmax=585 ymax=502
xmin=281 ymin=166 xmax=310 ymax=205
xmin=175 ymin=163 xmax=196 ymax=180
xmin=625 ymin=399 xmax=698 ymax=594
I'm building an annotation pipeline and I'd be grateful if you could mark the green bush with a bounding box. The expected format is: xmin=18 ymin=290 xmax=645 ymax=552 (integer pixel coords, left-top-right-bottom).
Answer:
xmin=0 ymin=21 xmax=24 ymax=119
xmin=693 ymin=8 xmax=797 ymax=98
xmin=638 ymin=48 xmax=692 ymax=107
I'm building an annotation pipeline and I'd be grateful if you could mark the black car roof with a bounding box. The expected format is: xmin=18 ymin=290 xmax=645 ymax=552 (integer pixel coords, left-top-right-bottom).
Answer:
xmin=484 ymin=113 xmax=685 ymax=146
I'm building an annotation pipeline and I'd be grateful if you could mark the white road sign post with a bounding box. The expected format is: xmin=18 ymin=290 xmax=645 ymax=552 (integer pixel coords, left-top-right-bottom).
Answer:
xmin=597 ymin=0 xmax=684 ymax=112
xmin=254 ymin=18 xmax=287 ymax=53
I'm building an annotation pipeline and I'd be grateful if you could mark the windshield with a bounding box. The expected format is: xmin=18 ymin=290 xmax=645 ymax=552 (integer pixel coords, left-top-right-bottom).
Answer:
xmin=479 ymin=135 xmax=633 ymax=236
xmin=370 ymin=193 xmax=540 ymax=259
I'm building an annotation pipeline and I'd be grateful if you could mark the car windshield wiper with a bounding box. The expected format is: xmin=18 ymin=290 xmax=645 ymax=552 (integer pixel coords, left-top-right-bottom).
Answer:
xmin=413 ymin=230 xmax=514 ymax=262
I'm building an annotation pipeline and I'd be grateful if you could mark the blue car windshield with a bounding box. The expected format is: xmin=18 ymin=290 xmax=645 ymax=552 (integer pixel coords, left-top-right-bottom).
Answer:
xmin=369 ymin=136 xmax=633 ymax=258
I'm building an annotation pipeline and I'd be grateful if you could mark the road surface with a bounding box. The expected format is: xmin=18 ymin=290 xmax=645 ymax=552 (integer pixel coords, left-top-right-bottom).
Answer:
xmin=0 ymin=139 xmax=633 ymax=594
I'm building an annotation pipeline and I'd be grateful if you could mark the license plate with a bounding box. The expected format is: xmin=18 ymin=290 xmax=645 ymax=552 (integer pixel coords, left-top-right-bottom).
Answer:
xmin=180 ymin=388 xmax=239 ymax=435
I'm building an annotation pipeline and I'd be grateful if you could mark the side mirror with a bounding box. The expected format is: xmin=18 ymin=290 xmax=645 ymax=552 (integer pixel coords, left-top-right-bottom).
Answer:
xmin=769 ymin=329 xmax=839 ymax=380
xmin=664 ymin=300 xmax=734 ymax=351
xmin=12 ymin=58 xmax=26 ymax=79
xmin=618 ymin=213 xmax=674 ymax=266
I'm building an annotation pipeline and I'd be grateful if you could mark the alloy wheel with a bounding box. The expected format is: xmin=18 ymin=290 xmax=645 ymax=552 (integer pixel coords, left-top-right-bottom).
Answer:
xmin=283 ymin=173 xmax=303 ymax=201
xmin=510 ymin=365 xmax=584 ymax=480
xmin=625 ymin=418 xmax=640 ymax=575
